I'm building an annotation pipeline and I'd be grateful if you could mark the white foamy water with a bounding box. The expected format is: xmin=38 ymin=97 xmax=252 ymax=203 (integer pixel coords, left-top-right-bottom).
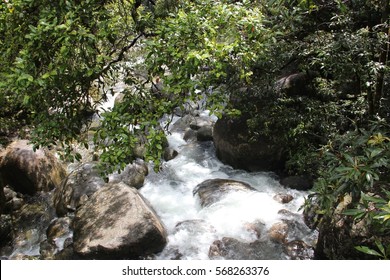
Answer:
xmin=140 ymin=118 xmax=316 ymax=260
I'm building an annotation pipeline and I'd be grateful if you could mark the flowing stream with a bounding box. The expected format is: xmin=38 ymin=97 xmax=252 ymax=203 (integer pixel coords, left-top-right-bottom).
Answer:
xmin=1 ymin=77 xmax=317 ymax=260
xmin=139 ymin=112 xmax=317 ymax=260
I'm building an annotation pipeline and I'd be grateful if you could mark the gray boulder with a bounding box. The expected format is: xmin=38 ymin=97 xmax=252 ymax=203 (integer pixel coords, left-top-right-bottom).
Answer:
xmin=73 ymin=182 xmax=167 ymax=259
xmin=108 ymin=159 xmax=148 ymax=188
xmin=53 ymin=162 xmax=106 ymax=216
xmin=193 ymin=178 xmax=258 ymax=208
xmin=213 ymin=116 xmax=286 ymax=172
xmin=196 ymin=126 xmax=213 ymax=142
xmin=54 ymin=160 xmax=149 ymax=217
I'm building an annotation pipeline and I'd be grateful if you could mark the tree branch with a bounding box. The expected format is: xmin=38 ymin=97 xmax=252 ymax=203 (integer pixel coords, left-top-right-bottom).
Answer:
xmin=98 ymin=33 xmax=144 ymax=78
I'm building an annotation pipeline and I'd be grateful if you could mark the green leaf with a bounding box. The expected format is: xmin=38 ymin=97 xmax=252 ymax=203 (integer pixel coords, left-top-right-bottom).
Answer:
xmin=343 ymin=209 xmax=365 ymax=216
xmin=355 ymin=246 xmax=382 ymax=257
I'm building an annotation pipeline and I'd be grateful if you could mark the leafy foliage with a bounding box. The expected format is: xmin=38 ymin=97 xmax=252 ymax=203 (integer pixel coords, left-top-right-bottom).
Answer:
xmin=0 ymin=0 xmax=139 ymax=157
xmin=305 ymin=123 xmax=390 ymax=258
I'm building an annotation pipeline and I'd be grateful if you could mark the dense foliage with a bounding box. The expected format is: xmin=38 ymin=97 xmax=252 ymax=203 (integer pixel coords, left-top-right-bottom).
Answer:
xmin=1 ymin=0 xmax=390 ymax=258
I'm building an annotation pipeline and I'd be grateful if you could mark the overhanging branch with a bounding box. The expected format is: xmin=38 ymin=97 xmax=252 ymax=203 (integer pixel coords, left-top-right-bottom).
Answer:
xmin=98 ymin=33 xmax=144 ymax=78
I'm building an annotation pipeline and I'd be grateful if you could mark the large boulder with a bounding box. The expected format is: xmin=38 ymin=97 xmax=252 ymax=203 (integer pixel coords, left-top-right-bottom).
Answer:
xmin=73 ymin=182 xmax=167 ymax=259
xmin=193 ymin=178 xmax=258 ymax=207
xmin=53 ymin=162 xmax=106 ymax=216
xmin=0 ymin=140 xmax=67 ymax=195
xmin=171 ymin=114 xmax=215 ymax=142
xmin=213 ymin=116 xmax=286 ymax=172
xmin=54 ymin=160 xmax=148 ymax=217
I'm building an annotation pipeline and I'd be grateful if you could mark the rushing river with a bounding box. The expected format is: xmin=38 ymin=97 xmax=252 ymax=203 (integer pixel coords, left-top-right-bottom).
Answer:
xmin=1 ymin=85 xmax=317 ymax=260
xmin=139 ymin=112 xmax=317 ymax=260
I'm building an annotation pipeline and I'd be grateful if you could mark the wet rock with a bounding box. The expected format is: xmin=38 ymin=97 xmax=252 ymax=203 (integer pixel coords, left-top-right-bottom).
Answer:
xmin=40 ymin=239 xmax=57 ymax=260
xmin=268 ymin=219 xmax=315 ymax=246
xmin=108 ymin=159 xmax=148 ymax=189
xmin=0 ymin=140 xmax=67 ymax=195
xmin=156 ymin=219 xmax=217 ymax=260
xmin=189 ymin=117 xmax=214 ymax=130
xmin=268 ymin=221 xmax=289 ymax=244
xmin=163 ymin=147 xmax=178 ymax=161
xmin=277 ymin=209 xmax=301 ymax=219
xmin=73 ymin=182 xmax=167 ymax=259
xmin=209 ymin=237 xmax=283 ymax=260
xmin=5 ymin=197 xmax=24 ymax=212
xmin=10 ymin=193 xmax=56 ymax=256
xmin=53 ymin=162 xmax=106 ymax=216
xmin=196 ymin=126 xmax=213 ymax=142
xmin=46 ymin=217 xmax=72 ymax=246
xmin=53 ymin=244 xmax=77 ymax=260
xmin=243 ymin=220 xmax=266 ymax=239
xmin=213 ymin=116 xmax=286 ymax=172
xmin=273 ymin=193 xmax=294 ymax=204
xmin=171 ymin=115 xmax=194 ymax=132
xmin=280 ymin=175 xmax=313 ymax=191
xmin=171 ymin=115 xmax=215 ymax=133
xmin=284 ymin=240 xmax=314 ymax=260
xmin=174 ymin=219 xmax=216 ymax=234
xmin=2 ymin=186 xmax=24 ymax=213
xmin=193 ymin=178 xmax=258 ymax=207
xmin=183 ymin=128 xmax=197 ymax=142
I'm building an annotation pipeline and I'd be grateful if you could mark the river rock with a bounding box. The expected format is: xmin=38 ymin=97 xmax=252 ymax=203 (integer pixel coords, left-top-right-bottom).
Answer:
xmin=171 ymin=115 xmax=214 ymax=133
xmin=2 ymin=186 xmax=24 ymax=214
xmin=268 ymin=221 xmax=289 ymax=244
xmin=273 ymin=193 xmax=294 ymax=204
xmin=183 ymin=128 xmax=197 ymax=142
xmin=284 ymin=240 xmax=314 ymax=260
xmin=268 ymin=219 xmax=315 ymax=246
xmin=10 ymin=193 xmax=56 ymax=257
xmin=174 ymin=219 xmax=216 ymax=234
xmin=209 ymin=237 xmax=283 ymax=260
xmin=189 ymin=117 xmax=214 ymax=130
xmin=170 ymin=115 xmax=194 ymax=132
xmin=193 ymin=178 xmax=258 ymax=207
xmin=157 ymin=219 xmax=217 ymax=260
xmin=0 ymin=140 xmax=67 ymax=195
xmin=73 ymin=182 xmax=167 ymax=259
xmin=163 ymin=147 xmax=178 ymax=161
xmin=108 ymin=159 xmax=149 ymax=188
xmin=243 ymin=220 xmax=266 ymax=239
xmin=46 ymin=217 xmax=72 ymax=246
xmin=213 ymin=116 xmax=286 ymax=172
xmin=196 ymin=126 xmax=213 ymax=142
xmin=53 ymin=162 xmax=106 ymax=216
